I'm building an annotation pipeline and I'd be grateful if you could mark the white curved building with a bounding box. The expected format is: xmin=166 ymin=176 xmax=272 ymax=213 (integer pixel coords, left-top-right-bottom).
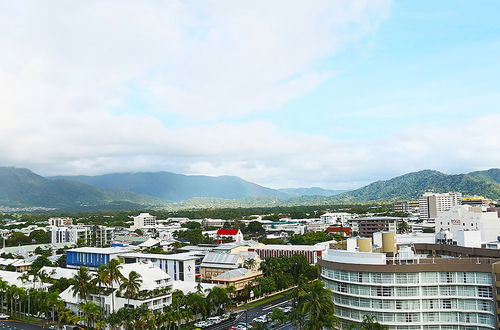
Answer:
xmin=319 ymin=247 xmax=498 ymax=329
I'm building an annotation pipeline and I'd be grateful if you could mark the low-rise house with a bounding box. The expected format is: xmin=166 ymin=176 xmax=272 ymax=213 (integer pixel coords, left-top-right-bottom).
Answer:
xmin=0 ymin=257 xmax=32 ymax=272
xmin=0 ymin=270 xmax=50 ymax=290
xmin=40 ymin=266 xmax=79 ymax=280
xmin=209 ymin=268 xmax=262 ymax=293
xmin=200 ymin=251 xmax=260 ymax=280
xmin=60 ymin=262 xmax=172 ymax=315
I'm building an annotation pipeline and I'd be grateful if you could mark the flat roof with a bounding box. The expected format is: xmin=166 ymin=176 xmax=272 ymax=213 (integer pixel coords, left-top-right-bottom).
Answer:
xmin=120 ymin=252 xmax=198 ymax=261
xmin=252 ymin=244 xmax=325 ymax=251
xmin=67 ymin=247 xmax=133 ymax=254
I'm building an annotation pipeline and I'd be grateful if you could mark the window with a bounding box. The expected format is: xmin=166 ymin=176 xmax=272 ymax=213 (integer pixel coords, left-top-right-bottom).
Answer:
xmin=442 ymin=299 xmax=452 ymax=309
xmin=478 ymin=286 xmax=492 ymax=298
xmin=338 ymin=283 xmax=347 ymax=293
xmin=376 ymin=286 xmax=392 ymax=296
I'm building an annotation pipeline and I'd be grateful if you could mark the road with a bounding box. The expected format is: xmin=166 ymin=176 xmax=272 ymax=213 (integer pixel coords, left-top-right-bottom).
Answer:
xmin=207 ymin=296 xmax=295 ymax=330
xmin=0 ymin=321 xmax=44 ymax=330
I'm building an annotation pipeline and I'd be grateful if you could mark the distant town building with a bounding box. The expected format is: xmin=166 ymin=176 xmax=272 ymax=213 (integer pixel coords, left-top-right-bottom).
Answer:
xmin=327 ymin=226 xmax=352 ymax=237
xmin=392 ymin=201 xmax=419 ymax=213
xmin=248 ymin=244 xmax=327 ymax=264
xmin=419 ymin=192 xmax=462 ymax=221
xmin=320 ymin=212 xmax=356 ymax=226
xmin=347 ymin=217 xmax=398 ymax=237
xmin=435 ymin=205 xmax=500 ymax=247
xmin=132 ymin=213 xmax=157 ymax=229
xmin=47 ymin=217 xmax=73 ymax=226
xmin=461 ymin=196 xmax=490 ymax=207
xmin=50 ymin=225 xmax=114 ymax=247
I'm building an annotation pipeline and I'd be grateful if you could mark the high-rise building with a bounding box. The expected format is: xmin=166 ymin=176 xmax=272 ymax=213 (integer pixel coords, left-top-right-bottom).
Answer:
xmin=50 ymin=225 xmax=114 ymax=247
xmin=319 ymin=245 xmax=499 ymax=329
xmin=419 ymin=192 xmax=462 ymax=221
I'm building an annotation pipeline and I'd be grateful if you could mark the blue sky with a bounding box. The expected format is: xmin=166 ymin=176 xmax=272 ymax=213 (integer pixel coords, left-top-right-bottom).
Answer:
xmin=0 ymin=1 xmax=499 ymax=189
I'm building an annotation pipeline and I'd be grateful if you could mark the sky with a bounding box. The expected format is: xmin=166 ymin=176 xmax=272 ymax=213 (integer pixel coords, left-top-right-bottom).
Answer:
xmin=0 ymin=0 xmax=499 ymax=190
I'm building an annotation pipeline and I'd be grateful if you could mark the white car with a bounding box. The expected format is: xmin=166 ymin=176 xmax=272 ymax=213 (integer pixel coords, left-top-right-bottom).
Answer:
xmin=0 ymin=313 xmax=9 ymax=320
xmin=252 ymin=315 xmax=267 ymax=323
xmin=194 ymin=321 xmax=207 ymax=328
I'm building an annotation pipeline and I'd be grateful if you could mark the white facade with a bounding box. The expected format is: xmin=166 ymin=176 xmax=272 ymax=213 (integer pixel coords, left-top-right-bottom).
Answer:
xmin=120 ymin=252 xmax=197 ymax=282
xmin=50 ymin=225 xmax=114 ymax=247
xmin=132 ymin=213 xmax=157 ymax=229
xmin=435 ymin=205 xmax=500 ymax=245
xmin=320 ymin=250 xmax=497 ymax=329
xmin=48 ymin=217 xmax=73 ymax=226
xmin=419 ymin=192 xmax=462 ymax=221
xmin=320 ymin=212 xmax=355 ymax=225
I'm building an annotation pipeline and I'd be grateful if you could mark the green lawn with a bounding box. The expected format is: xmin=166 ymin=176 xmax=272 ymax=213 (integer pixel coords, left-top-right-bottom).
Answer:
xmin=240 ymin=290 xmax=290 ymax=309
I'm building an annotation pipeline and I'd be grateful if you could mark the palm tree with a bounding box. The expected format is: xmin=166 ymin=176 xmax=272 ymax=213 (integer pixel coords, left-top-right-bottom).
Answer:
xmin=297 ymin=281 xmax=337 ymax=330
xmin=361 ymin=315 xmax=388 ymax=330
xmin=71 ymin=266 xmax=93 ymax=301
xmin=119 ymin=270 xmax=142 ymax=307
xmin=0 ymin=279 xmax=8 ymax=313
xmin=106 ymin=259 xmax=123 ymax=313
xmin=268 ymin=308 xmax=287 ymax=328
xmin=185 ymin=292 xmax=208 ymax=320
xmin=79 ymin=301 xmax=102 ymax=328
xmin=206 ymin=286 xmax=230 ymax=315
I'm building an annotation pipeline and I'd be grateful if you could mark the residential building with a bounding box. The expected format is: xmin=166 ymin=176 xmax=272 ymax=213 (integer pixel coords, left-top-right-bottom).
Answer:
xmin=120 ymin=252 xmax=198 ymax=281
xmin=50 ymin=225 xmax=114 ymax=247
xmin=435 ymin=205 xmax=500 ymax=246
xmin=419 ymin=192 xmax=462 ymax=221
xmin=0 ymin=258 xmax=32 ymax=272
xmin=347 ymin=217 xmax=398 ymax=237
xmin=0 ymin=270 xmax=50 ymax=290
xmin=66 ymin=246 xmax=133 ymax=269
xmin=248 ymin=244 xmax=326 ymax=264
xmin=306 ymin=222 xmax=329 ymax=232
xmin=48 ymin=217 xmax=73 ymax=226
xmin=215 ymin=229 xmax=243 ymax=243
xmin=132 ymin=213 xmax=157 ymax=229
xmin=392 ymin=201 xmax=419 ymax=213
xmin=60 ymin=262 xmax=172 ymax=315
xmin=319 ymin=245 xmax=498 ymax=329
xmin=320 ymin=212 xmax=356 ymax=226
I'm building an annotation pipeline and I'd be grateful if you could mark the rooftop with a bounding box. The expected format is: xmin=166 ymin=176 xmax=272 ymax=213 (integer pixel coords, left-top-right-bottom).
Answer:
xmin=67 ymin=247 xmax=133 ymax=254
xmin=120 ymin=252 xmax=198 ymax=261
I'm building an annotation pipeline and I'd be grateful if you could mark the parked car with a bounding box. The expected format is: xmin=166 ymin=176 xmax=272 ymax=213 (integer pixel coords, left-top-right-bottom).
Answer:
xmin=194 ymin=321 xmax=207 ymax=328
xmin=252 ymin=315 xmax=268 ymax=323
xmin=207 ymin=316 xmax=223 ymax=324
xmin=0 ymin=313 xmax=9 ymax=320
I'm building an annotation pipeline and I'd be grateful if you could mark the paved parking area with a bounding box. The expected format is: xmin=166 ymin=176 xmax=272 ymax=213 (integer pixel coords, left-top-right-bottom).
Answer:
xmin=0 ymin=321 xmax=44 ymax=330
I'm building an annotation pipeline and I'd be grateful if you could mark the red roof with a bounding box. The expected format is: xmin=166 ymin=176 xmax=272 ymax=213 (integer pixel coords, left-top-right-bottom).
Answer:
xmin=217 ymin=229 xmax=240 ymax=236
xmin=327 ymin=227 xmax=352 ymax=236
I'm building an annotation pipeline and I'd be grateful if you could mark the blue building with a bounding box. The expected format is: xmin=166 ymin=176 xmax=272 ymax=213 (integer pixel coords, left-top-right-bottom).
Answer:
xmin=66 ymin=247 xmax=132 ymax=269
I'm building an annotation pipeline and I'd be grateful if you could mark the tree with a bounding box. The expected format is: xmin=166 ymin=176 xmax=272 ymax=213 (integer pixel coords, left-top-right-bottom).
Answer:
xmin=71 ymin=266 xmax=93 ymax=301
xmin=0 ymin=279 xmax=8 ymax=313
xmin=206 ymin=286 xmax=230 ymax=315
xmin=29 ymin=230 xmax=51 ymax=244
xmin=361 ymin=315 xmax=388 ymax=330
xmin=243 ymin=221 xmax=265 ymax=235
xmin=79 ymin=301 xmax=102 ymax=328
xmin=107 ymin=259 xmax=123 ymax=313
xmin=397 ymin=220 xmax=410 ymax=234
xmin=296 ymin=281 xmax=337 ymax=330
xmin=268 ymin=308 xmax=287 ymax=328
xmin=119 ymin=270 xmax=142 ymax=307
xmin=31 ymin=256 xmax=53 ymax=272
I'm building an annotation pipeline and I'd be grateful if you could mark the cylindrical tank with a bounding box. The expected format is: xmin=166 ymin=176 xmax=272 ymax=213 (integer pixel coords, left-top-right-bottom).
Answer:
xmin=381 ymin=232 xmax=396 ymax=254
xmin=357 ymin=237 xmax=372 ymax=252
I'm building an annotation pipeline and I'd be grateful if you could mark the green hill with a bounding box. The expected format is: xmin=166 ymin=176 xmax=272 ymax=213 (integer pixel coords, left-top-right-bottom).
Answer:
xmin=469 ymin=168 xmax=500 ymax=184
xmin=51 ymin=172 xmax=288 ymax=201
xmin=0 ymin=167 xmax=161 ymax=208
xmin=330 ymin=169 xmax=500 ymax=202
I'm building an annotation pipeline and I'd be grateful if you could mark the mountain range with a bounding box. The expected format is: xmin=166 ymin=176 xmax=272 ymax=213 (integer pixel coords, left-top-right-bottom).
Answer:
xmin=0 ymin=166 xmax=499 ymax=210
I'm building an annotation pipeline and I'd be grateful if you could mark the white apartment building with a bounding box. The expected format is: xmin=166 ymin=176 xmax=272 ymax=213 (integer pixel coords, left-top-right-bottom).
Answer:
xmin=435 ymin=205 xmax=500 ymax=246
xmin=60 ymin=262 xmax=172 ymax=315
xmin=320 ymin=212 xmax=356 ymax=225
xmin=120 ymin=252 xmax=198 ymax=282
xmin=51 ymin=225 xmax=114 ymax=247
xmin=132 ymin=213 xmax=157 ymax=229
xmin=419 ymin=192 xmax=462 ymax=221
xmin=320 ymin=248 xmax=497 ymax=329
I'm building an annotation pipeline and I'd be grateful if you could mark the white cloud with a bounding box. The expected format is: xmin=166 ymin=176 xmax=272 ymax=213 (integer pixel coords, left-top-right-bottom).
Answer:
xmin=4 ymin=1 xmax=497 ymax=191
